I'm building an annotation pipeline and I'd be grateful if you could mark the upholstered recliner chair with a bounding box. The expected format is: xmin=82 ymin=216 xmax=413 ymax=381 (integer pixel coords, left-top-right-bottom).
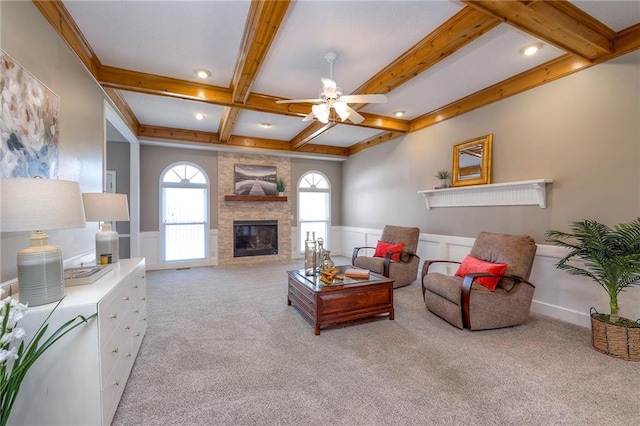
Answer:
xmin=422 ymin=232 xmax=537 ymax=330
xmin=352 ymin=225 xmax=420 ymax=288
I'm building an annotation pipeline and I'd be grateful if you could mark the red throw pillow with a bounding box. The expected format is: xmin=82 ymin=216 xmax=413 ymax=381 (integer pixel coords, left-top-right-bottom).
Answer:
xmin=455 ymin=255 xmax=508 ymax=291
xmin=373 ymin=240 xmax=404 ymax=262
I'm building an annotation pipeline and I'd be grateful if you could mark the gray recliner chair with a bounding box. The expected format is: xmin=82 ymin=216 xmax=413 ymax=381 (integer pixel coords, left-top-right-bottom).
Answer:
xmin=352 ymin=225 xmax=420 ymax=288
xmin=422 ymin=232 xmax=537 ymax=330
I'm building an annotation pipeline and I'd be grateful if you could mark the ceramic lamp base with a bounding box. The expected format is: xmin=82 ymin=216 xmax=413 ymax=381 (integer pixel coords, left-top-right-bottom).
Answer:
xmin=95 ymin=223 xmax=120 ymax=264
xmin=17 ymin=232 xmax=64 ymax=306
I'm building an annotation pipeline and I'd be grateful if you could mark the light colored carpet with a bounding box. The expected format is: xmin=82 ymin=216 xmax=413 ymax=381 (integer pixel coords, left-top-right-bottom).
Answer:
xmin=112 ymin=257 xmax=640 ymax=425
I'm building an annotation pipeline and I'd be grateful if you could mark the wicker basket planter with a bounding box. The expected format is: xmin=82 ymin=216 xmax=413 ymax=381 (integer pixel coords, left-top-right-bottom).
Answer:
xmin=590 ymin=309 xmax=640 ymax=361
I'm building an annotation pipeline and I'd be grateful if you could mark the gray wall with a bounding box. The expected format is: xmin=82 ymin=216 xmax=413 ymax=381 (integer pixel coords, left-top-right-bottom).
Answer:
xmin=138 ymin=145 xmax=345 ymax=231
xmin=290 ymin=158 xmax=343 ymax=226
xmin=343 ymin=51 xmax=640 ymax=244
xmin=107 ymin=141 xmax=131 ymax=259
xmin=1 ymin=1 xmax=105 ymax=281
xmin=139 ymin=145 xmax=219 ymax=232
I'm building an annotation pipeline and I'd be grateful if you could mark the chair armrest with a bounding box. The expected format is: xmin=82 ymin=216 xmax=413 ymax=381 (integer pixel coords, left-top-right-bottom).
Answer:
xmin=351 ymin=246 xmax=376 ymax=265
xmin=382 ymin=251 xmax=419 ymax=277
xmin=460 ymin=273 xmax=535 ymax=329
xmin=421 ymin=260 xmax=461 ymax=281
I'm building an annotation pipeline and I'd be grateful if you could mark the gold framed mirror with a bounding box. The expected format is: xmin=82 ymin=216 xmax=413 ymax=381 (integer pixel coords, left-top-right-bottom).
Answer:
xmin=452 ymin=134 xmax=493 ymax=187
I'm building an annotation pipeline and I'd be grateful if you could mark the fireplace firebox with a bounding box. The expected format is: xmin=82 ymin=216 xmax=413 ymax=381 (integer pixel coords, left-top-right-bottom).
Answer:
xmin=233 ymin=220 xmax=278 ymax=257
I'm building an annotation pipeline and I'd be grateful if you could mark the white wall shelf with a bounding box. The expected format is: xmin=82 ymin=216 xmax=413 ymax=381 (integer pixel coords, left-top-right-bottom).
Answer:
xmin=418 ymin=179 xmax=553 ymax=210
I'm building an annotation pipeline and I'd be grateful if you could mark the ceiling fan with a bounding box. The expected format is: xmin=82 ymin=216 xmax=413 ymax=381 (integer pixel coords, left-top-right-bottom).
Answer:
xmin=275 ymin=52 xmax=387 ymax=124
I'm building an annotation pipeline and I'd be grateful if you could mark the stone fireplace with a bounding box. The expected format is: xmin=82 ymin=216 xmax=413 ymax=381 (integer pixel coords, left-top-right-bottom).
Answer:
xmin=218 ymin=152 xmax=291 ymax=266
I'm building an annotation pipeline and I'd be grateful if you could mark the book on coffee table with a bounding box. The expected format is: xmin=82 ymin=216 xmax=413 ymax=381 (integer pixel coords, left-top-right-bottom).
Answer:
xmin=344 ymin=268 xmax=370 ymax=279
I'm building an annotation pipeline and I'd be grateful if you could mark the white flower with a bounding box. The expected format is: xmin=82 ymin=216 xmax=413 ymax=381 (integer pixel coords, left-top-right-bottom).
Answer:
xmin=0 ymin=347 xmax=18 ymax=363
xmin=0 ymin=327 xmax=25 ymax=345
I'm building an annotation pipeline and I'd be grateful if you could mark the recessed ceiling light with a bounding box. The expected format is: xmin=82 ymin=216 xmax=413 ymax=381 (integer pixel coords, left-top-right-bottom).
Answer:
xmin=195 ymin=113 xmax=205 ymax=120
xmin=260 ymin=123 xmax=271 ymax=128
xmin=195 ymin=68 xmax=211 ymax=79
xmin=522 ymin=43 xmax=542 ymax=56
xmin=394 ymin=111 xmax=405 ymax=117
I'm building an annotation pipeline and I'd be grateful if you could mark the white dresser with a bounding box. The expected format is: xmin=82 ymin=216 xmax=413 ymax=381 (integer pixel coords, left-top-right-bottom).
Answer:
xmin=7 ymin=258 xmax=147 ymax=426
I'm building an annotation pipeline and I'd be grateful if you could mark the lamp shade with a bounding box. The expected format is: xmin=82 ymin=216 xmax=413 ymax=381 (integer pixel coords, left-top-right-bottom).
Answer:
xmin=82 ymin=193 xmax=130 ymax=222
xmin=82 ymin=192 xmax=130 ymax=264
xmin=0 ymin=178 xmax=86 ymax=232
xmin=0 ymin=178 xmax=86 ymax=306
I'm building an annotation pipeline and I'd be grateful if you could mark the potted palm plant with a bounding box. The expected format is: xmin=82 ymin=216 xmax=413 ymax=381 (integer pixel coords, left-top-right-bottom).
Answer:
xmin=546 ymin=218 xmax=640 ymax=361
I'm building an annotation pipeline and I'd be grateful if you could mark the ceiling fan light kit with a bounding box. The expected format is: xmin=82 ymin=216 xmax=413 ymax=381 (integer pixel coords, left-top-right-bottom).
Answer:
xmin=276 ymin=52 xmax=386 ymax=124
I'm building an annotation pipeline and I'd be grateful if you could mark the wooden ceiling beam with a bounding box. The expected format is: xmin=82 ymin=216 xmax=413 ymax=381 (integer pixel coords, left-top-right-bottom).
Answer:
xmin=98 ymin=68 xmax=406 ymax=134
xmin=463 ymin=0 xmax=612 ymax=60
xmin=290 ymin=122 xmax=335 ymax=150
xmin=33 ymin=0 xmax=101 ymax=77
xmin=348 ymin=132 xmax=405 ymax=156
xmin=219 ymin=0 xmax=291 ymax=142
xmin=292 ymin=6 xmax=499 ymax=149
xmin=99 ymin=66 xmax=233 ymax=104
xmin=409 ymin=54 xmax=590 ymax=132
xmin=408 ymin=23 xmax=640 ymax=134
xmin=352 ymin=7 xmax=500 ymax=96
xmin=104 ymin=88 xmax=140 ymax=135
xmin=138 ymin=125 xmax=348 ymax=157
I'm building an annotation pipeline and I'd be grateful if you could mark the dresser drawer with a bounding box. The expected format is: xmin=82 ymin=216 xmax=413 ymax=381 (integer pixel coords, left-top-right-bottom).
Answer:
xmin=98 ymin=282 xmax=129 ymax=343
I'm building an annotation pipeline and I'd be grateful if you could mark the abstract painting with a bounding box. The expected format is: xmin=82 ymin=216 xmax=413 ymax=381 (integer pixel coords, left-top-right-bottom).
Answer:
xmin=0 ymin=50 xmax=59 ymax=178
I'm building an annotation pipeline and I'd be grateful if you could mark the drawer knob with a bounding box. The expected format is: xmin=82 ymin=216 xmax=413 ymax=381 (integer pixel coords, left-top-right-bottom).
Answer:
xmin=135 ymin=333 xmax=141 ymax=337
xmin=133 ymin=285 xmax=139 ymax=289
xmin=112 ymin=347 xmax=119 ymax=353
xmin=110 ymin=314 xmax=117 ymax=319
xmin=123 ymin=296 xmax=130 ymax=301
xmin=125 ymin=326 xmax=131 ymax=330
xmin=134 ymin=309 xmax=139 ymax=314
xmin=113 ymin=380 xmax=120 ymax=386
xmin=142 ymin=297 xmax=146 ymax=301
xmin=126 ymin=353 xmax=132 ymax=357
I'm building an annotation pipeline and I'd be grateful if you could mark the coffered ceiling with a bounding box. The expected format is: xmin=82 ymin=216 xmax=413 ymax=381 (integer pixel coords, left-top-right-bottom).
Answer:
xmin=36 ymin=1 xmax=640 ymax=159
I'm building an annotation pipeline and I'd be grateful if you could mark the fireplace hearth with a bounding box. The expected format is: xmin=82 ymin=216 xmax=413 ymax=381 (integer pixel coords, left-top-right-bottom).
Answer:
xmin=233 ymin=220 xmax=278 ymax=257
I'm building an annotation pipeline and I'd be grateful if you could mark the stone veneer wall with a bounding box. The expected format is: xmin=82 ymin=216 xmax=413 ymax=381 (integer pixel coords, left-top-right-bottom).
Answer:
xmin=218 ymin=152 xmax=291 ymax=266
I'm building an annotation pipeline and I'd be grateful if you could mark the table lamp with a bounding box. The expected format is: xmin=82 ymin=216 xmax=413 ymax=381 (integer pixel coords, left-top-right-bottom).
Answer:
xmin=0 ymin=178 xmax=86 ymax=306
xmin=82 ymin=193 xmax=130 ymax=264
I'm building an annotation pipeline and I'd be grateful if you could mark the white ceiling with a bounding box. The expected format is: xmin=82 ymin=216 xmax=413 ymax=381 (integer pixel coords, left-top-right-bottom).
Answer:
xmin=61 ymin=0 xmax=640 ymax=155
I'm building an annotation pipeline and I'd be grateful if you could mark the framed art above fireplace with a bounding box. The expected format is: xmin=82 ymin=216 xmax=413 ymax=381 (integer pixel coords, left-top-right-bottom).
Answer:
xmin=234 ymin=164 xmax=277 ymax=196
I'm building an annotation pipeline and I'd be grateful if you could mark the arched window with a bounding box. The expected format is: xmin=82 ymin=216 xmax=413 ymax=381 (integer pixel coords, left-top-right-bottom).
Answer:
xmin=298 ymin=171 xmax=331 ymax=252
xmin=160 ymin=162 xmax=209 ymax=262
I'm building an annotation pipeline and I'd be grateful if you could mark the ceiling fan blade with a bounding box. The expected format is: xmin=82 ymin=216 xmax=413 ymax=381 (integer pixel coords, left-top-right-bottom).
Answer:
xmin=340 ymin=94 xmax=387 ymax=104
xmin=275 ymin=98 xmax=323 ymax=104
xmin=345 ymin=105 xmax=365 ymax=124
xmin=302 ymin=112 xmax=316 ymax=122
xmin=321 ymin=78 xmax=337 ymax=98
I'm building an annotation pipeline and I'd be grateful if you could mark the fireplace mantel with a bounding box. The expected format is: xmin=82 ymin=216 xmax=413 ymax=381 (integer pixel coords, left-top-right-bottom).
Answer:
xmin=224 ymin=195 xmax=287 ymax=202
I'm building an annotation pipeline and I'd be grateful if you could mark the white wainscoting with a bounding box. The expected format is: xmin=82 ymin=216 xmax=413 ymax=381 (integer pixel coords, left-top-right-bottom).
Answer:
xmin=335 ymin=227 xmax=640 ymax=329
xmin=138 ymin=226 xmax=640 ymax=329
xmin=141 ymin=230 xmax=218 ymax=270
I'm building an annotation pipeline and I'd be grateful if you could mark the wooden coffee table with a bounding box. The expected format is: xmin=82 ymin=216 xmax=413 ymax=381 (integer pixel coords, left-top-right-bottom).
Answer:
xmin=287 ymin=266 xmax=394 ymax=335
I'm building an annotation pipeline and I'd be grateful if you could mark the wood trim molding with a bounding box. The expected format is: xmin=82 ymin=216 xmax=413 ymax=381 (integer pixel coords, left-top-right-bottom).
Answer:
xmin=353 ymin=7 xmax=500 ymax=96
xmin=32 ymin=0 xmax=101 ymax=77
xmin=104 ymin=88 xmax=140 ymax=135
xmin=219 ymin=0 xmax=291 ymax=141
xmin=463 ymin=0 xmax=612 ymax=60
xmin=348 ymin=132 xmax=405 ymax=156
